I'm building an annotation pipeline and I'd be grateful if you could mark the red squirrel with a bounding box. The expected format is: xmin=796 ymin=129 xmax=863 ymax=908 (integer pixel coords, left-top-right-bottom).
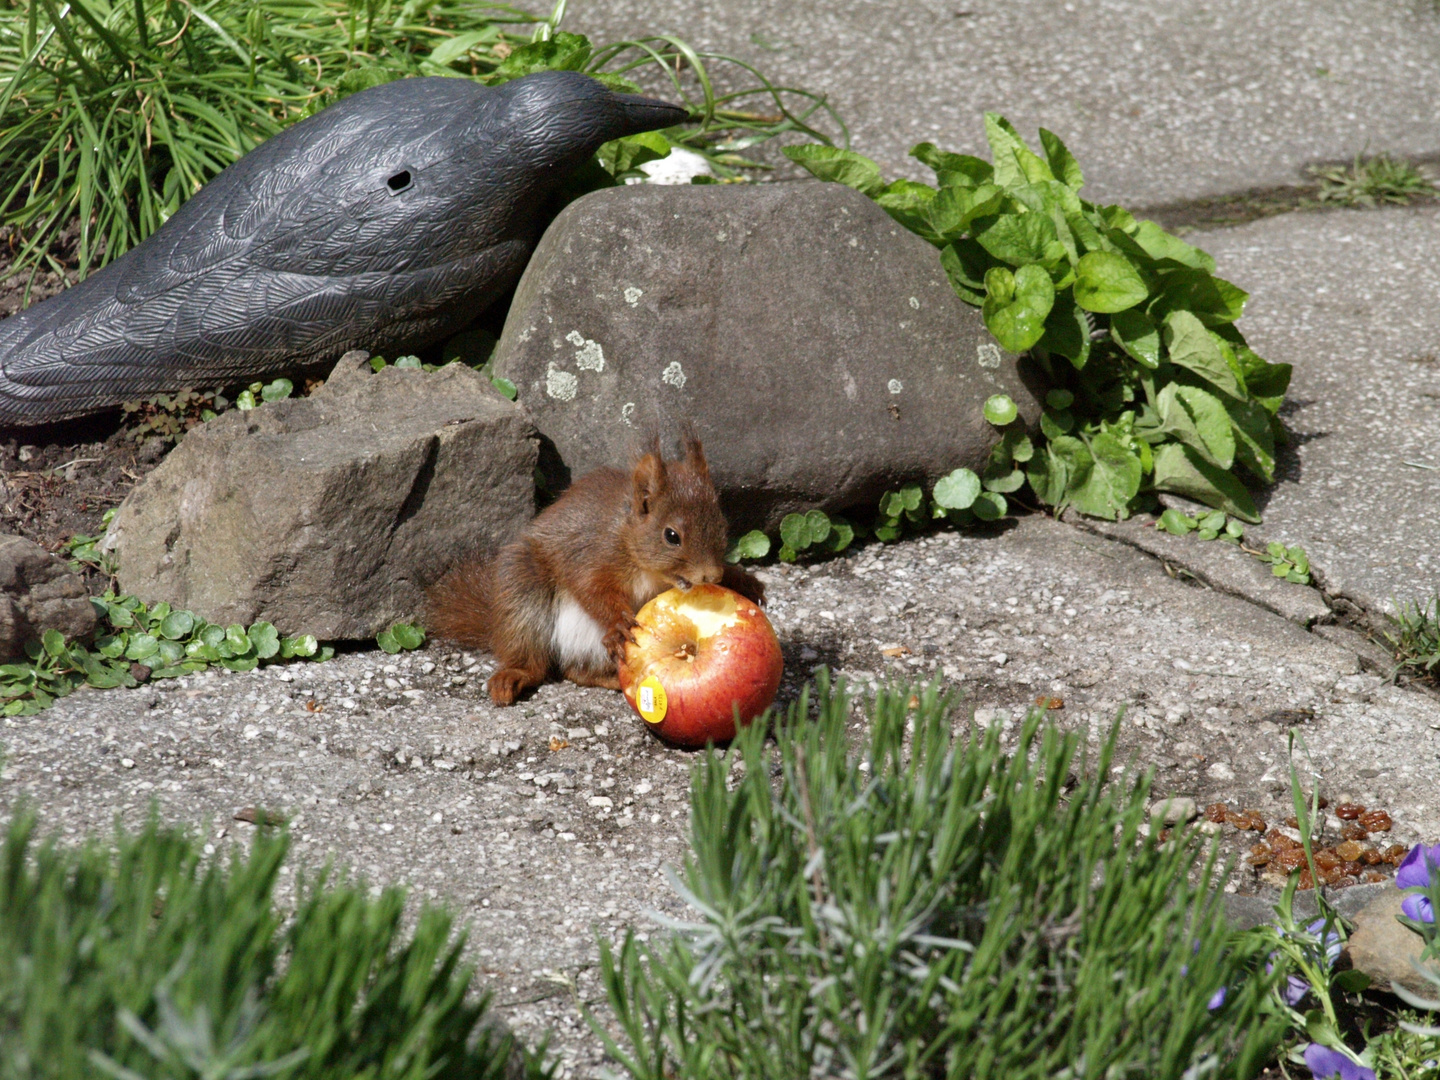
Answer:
xmin=426 ymin=433 xmax=766 ymax=705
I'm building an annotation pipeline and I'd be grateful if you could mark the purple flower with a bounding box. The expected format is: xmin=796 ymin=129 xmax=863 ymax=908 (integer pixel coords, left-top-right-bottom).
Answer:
xmin=1306 ymin=918 xmax=1342 ymax=966
xmin=1395 ymin=844 xmax=1440 ymax=890
xmin=1402 ymin=892 xmax=1435 ymax=924
xmin=1283 ymin=974 xmax=1310 ymax=1006
xmin=1207 ymin=986 xmax=1227 ymax=1011
xmin=1303 ymin=1043 xmax=1376 ymax=1080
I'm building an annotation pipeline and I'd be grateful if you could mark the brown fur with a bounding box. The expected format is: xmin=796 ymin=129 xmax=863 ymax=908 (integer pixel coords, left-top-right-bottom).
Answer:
xmin=426 ymin=433 xmax=765 ymax=706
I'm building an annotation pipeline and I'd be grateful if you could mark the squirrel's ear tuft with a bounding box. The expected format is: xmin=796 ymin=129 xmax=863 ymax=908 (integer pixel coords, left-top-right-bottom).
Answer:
xmin=680 ymin=428 xmax=710 ymax=480
xmin=631 ymin=450 xmax=668 ymax=516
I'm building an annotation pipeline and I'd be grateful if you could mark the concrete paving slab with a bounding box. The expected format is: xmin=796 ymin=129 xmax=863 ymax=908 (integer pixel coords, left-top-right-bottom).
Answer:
xmin=567 ymin=0 xmax=1440 ymax=206
xmin=1189 ymin=205 xmax=1440 ymax=616
xmin=4 ymin=516 xmax=1438 ymax=1076
xmin=1065 ymin=508 xmax=1334 ymax=629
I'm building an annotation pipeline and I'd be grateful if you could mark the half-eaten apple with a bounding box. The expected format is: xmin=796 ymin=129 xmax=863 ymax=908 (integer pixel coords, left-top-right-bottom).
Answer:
xmin=619 ymin=584 xmax=783 ymax=748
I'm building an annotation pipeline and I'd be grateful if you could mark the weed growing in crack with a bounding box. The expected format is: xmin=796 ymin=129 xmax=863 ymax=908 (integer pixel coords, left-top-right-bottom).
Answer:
xmin=1310 ymin=154 xmax=1436 ymax=208
xmin=1384 ymin=594 xmax=1440 ymax=683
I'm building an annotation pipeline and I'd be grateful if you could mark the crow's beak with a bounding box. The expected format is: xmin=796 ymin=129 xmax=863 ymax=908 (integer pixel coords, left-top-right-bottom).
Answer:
xmin=612 ymin=93 xmax=689 ymax=136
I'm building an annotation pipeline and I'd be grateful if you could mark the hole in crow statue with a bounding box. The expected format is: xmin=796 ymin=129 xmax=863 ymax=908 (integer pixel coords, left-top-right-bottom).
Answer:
xmin=0 ymin=71 xmax=686 ymax=427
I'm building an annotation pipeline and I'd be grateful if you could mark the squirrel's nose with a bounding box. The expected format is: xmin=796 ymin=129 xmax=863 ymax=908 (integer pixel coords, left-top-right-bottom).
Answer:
xmin=701 ymin=565 xmax=723 ymax=585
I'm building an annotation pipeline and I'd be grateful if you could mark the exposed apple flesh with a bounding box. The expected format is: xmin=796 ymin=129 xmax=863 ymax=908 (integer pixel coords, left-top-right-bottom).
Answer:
xmin=619 ymin=584 xmax=783 ymax=748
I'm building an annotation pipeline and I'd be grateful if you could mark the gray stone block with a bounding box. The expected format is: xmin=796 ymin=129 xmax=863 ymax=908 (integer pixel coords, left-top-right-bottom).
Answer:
xmin=104 ymin=352 xmax=538 ymax=639
xmin=493 ymin=182 xmax=1041 ymax=531
xmin=0 ymin=534 xmax=96 ymax=659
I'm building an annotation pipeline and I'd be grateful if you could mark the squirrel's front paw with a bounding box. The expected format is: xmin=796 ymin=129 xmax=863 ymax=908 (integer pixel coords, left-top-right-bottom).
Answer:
xmin=603 ymin=617 xmax=639 ymax=661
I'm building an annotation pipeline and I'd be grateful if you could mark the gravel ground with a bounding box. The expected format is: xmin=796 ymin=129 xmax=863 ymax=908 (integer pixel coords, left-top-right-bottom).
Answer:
xmin=3 ymin=512 xmax=1438 ymax=1076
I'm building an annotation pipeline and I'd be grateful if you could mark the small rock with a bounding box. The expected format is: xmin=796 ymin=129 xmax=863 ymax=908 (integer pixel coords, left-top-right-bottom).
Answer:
xmin=1150 ymin=797 xmax=1199 ymax=825
xmin=589 ymin=796 xmax=614 ymax=809
xmin=1206 ymin=762 xmax=1236 ymax=781
xmin=120 ymin=758 xmax=135 ymax=769
xmin=433 ymin=758 xmax=456 ymax=771
xmin=0 ymin=534 xmax=97 ymax=660
xmin=104 ymin=352 xmax=539 ymax=638
xmin=1342 ymin=890 xmax=1438 ymax=997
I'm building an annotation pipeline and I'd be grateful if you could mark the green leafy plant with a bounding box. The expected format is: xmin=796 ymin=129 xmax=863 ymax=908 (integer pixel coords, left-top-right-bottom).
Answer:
xmin=871 ymin=464 xmax=1000 ymax=544
xmin=1257 ymin=541 xmax=1312 ymax=585
xmin=377 ymin=622 xmax=425 ymax=654
xmin=120 ymin=388 xmax=228 ymax=444
xmin=1156 ymin=508 xmax=1313 ymax=584
xmin=724 ymin=529 xmax=771 ymax=563
xmin=0 ymin=812 xmax=545 ymax=1079
xmin=785 ymin=116 xmax=1293 ymax=524
xmin=775 ymin=509 xmax=854 ymax=562
xmin=1311 ymin=153 xmax=1436 ymax=208
xmin=1384 ymin=595 xmax=1440 ymax=682
xmin=0 ymin=593 xmax=331 ymax=716
xmin=593 ymin=675 xmax=1284 ymax=1078
xmin=235 ymin=378 xmax=295 ymax=411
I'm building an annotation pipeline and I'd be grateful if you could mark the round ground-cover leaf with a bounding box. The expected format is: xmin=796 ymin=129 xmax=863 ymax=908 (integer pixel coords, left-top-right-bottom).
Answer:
xmin=41 ymin=629 xmax=65 ymax=657
xmin=392 ymin=624 xmax=425 ymax=651
xmin=1073 ymin=250 xmax=1148 ymax=313
xmin=200 ymin=624 xmax=226 ymax=649
xmin=261 ymin=378 xmax=294 ymax=402
xmin=223 ymin=656 xmax=260 ymax=673
xmin=804 ymin=510 xmax=832 ymax=546
xmin=158 ymin=611 xmax=195 ymax=640
xmin=125 ymin=634 xmax=160 ymax=662
xmin=729 ymin=530 xmax=771 ymax=561
xmin=972 ymin=491 xmax=1007 ymax=520
xmin=1158 ymin=508 xmax=1196 ymax=535
xmin=826 ymin=519 xmax=855 ymax=552
xmin=280 ymin=635 xmax=318 ymax=659
xmin=779 ymin=513 xmax=812 ymax=552
xmin=155 ymin=639 xmax=185 ymax=665
xmin=96 ymin=635 xmax=127 ymax=659
xmin=225 ymin=625 xmax=251 ymax=653
xmin=727 ymin=530 xmax=771 ymax=562
xmin=983 ymin=394 xmax=1019 ymax=426
xmin=376 ymin=629 xmax=401 ymax=654
xmin=983 ymin=467 xmax=1026 ymax=493
xmin=104 ymin=603 xmax=136 ymax=629
xmin=248 ymin=622 xmax=280 ymax=660
xmin=933 ymin=468 xmax=982 ymax=510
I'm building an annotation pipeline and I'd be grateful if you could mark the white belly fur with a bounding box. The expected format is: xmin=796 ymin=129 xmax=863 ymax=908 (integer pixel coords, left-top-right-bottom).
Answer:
xmin=552 ymin=593 xmax=609 ymax=671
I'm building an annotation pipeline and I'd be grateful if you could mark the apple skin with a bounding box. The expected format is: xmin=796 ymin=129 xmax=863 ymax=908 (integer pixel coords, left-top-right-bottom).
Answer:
xmin=619 ymin=584 xmax=783 ymax=748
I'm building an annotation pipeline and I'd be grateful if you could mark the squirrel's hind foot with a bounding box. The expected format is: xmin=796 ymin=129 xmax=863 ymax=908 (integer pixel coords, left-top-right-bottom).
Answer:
xmin=564 ymin=665 xmax=622 ymax=691
xmin=487 ymin=665 xmax=544 ymax=705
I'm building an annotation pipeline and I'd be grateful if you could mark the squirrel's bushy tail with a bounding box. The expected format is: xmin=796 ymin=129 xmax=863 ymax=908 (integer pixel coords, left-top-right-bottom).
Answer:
xmin=425 ymin=558 xmax=494 ymax=651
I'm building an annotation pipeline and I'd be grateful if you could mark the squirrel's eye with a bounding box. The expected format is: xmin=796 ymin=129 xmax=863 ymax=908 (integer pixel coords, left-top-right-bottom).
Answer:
xmin=664 ymin=527 xmax=681 ymax=546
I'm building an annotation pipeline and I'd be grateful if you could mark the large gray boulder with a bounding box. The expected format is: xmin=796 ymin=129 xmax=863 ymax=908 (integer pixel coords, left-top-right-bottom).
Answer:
xmin=104 ymin=352 xmax=538 ymax=639
xmin=0 ymin=534 xmax=96 ymax=659
xmin=491 ymin=182 xmax=1041 ymax=531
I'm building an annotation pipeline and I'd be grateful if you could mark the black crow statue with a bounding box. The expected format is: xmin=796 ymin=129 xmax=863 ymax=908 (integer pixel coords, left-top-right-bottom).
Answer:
xmin=0 ymin=71 xmax=686 ymax=426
